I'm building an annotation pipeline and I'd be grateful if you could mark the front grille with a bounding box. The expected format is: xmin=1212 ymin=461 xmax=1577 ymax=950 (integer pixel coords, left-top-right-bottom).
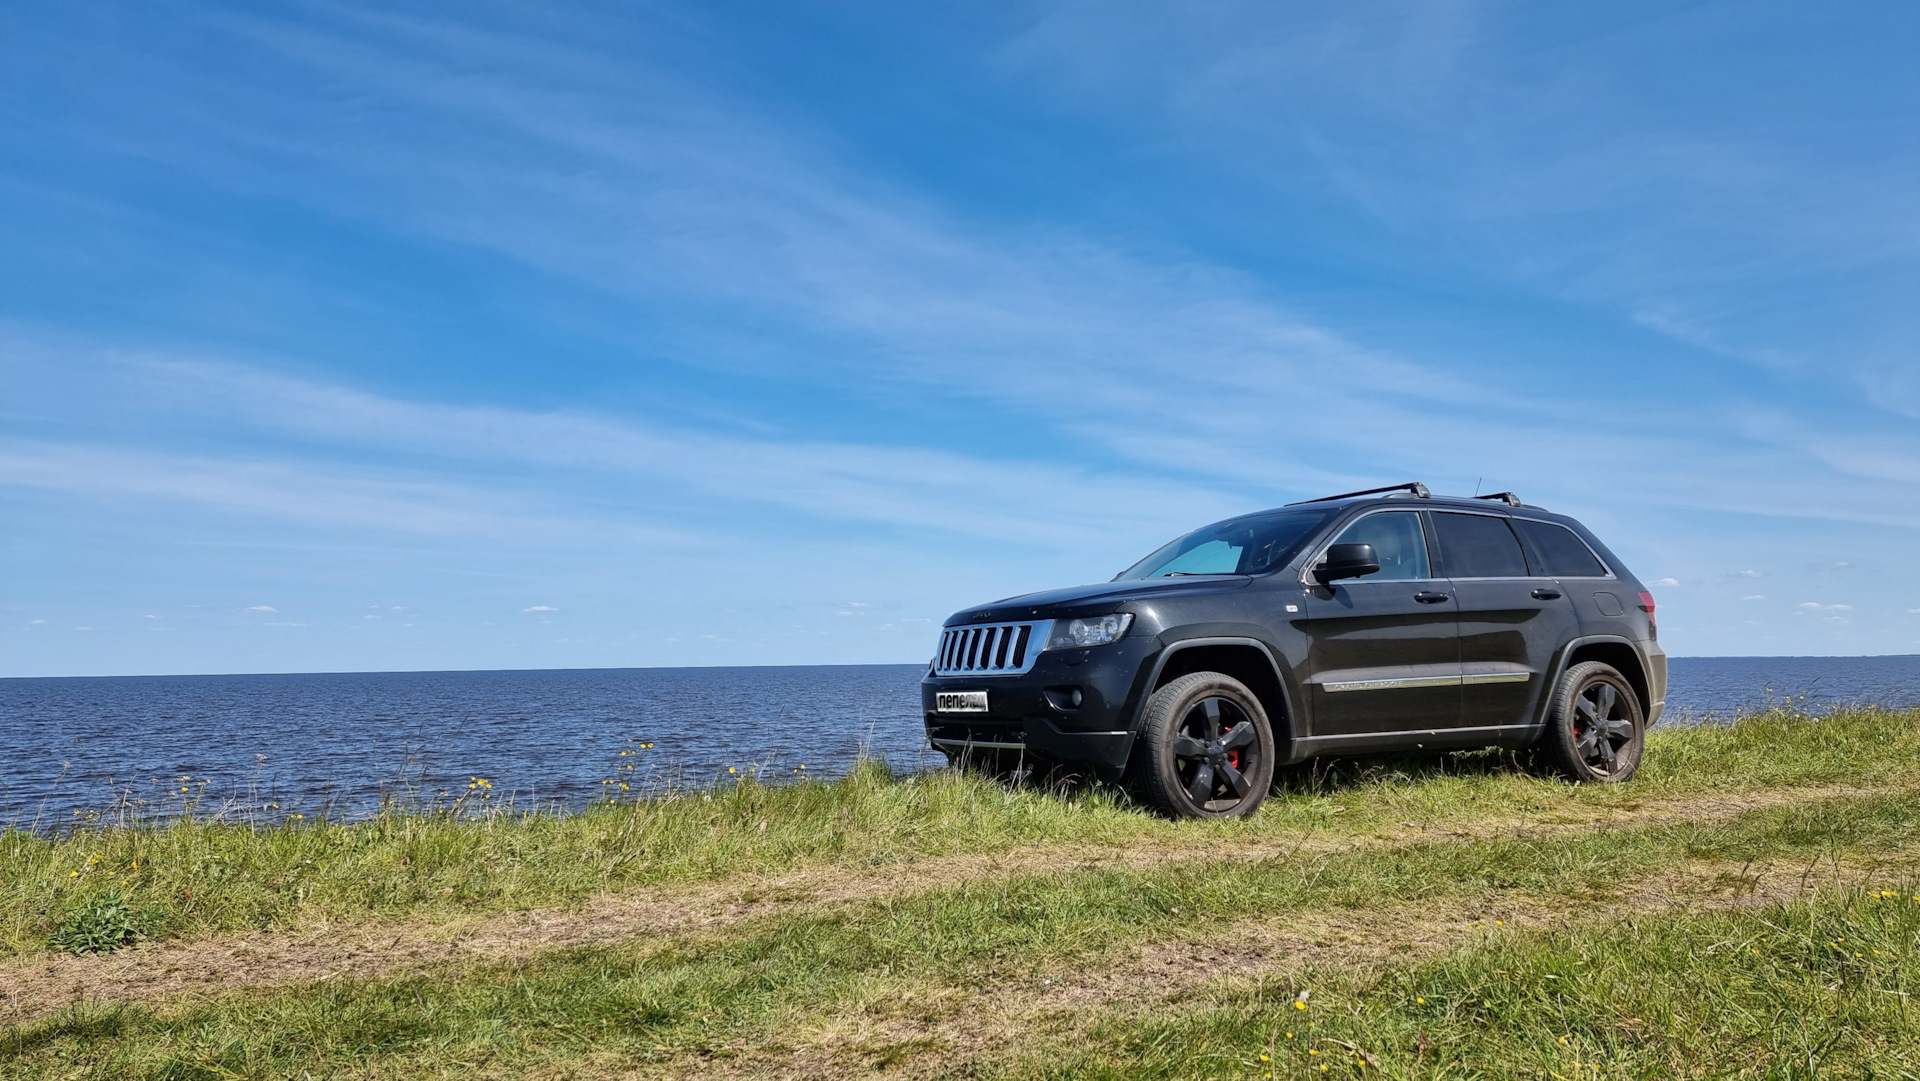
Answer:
xmin=932 ymin=619 xmax=1052 ymax=676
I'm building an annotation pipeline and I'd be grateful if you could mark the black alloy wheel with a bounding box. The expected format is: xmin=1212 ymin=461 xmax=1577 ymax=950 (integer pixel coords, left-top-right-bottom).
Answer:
xmin=1138 ymin=671 xmax=1277 ymax=818
xmin=1536 ymin=660 xmax=1645 ymax=782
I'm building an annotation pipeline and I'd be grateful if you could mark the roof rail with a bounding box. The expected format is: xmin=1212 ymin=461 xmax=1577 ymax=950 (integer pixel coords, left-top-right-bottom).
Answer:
xmin=1474 ymin=492 xmax=1522 ymax=507
xmin=1287 ymin=481 xmax=1430 ymax=505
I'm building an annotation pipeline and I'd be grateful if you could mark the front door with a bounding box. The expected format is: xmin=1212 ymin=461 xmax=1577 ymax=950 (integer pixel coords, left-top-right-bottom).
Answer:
xmin=1298 ymin=509 xmax=1460 ymax=735
xmin=1430 ymin=510 xmax=1579 ymax=729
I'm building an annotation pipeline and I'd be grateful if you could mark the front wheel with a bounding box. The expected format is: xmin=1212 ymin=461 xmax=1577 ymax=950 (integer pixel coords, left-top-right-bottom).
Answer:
xmin=1136 ymin=672 xmax=1276 ymax=819
xmin=1535 ymin=661 xmax=1645 ymax=782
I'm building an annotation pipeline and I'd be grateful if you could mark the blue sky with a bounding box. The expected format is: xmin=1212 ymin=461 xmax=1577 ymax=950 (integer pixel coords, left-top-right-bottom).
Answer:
xmin=3 ymin=0 xmax=1917 ymax=676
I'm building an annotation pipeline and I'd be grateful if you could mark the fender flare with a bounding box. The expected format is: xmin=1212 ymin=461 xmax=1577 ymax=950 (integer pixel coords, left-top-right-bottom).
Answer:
xmin=1136 ymin=635 xmax=1302 ymax=745
xmin=1535 ymin=634 xmax=1654 ymax=729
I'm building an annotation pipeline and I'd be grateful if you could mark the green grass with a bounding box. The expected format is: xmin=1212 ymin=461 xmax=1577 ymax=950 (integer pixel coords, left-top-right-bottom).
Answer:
xmin=1021 ymin=886 xmax=1920 ymax=1079
xmin=4 ymin=707 xmax=1917 ymax=956
xmin=4 ymin=786 xmax=1918 ymax=1079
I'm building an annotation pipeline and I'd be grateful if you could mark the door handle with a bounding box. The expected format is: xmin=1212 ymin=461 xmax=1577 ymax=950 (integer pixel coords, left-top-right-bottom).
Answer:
xmin=1531 ymin=588 xmax=1563 ymax=600
xmin=1414 ymin=591 xmax=1451 ymax=604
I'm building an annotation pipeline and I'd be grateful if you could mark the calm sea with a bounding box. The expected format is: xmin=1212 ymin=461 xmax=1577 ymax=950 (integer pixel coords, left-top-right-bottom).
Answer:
xmin=2 ymin=655 xmax=1915 ymax=828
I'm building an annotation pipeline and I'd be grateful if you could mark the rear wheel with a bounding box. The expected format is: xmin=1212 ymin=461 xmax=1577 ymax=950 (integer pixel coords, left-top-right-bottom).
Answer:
xmin=1535 ymin=661 xmax=1645 ymax=782
xmin=1136 ymin=672 xmax=1276 ymax=819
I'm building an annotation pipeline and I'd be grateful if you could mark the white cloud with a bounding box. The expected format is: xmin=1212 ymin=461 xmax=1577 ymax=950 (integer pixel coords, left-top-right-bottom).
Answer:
xmin=1741 ymin=594 xmax=1766 ymax=601
xmin=0 ymin=438 xmax=576 ymax=538
xmin=1650 ymin=577 xmax=1680 ymax=587
xmin=28 ymin=619 xmax=46 ymax=625
xmin=22 ymin=357 xmax=1251 ymax=546
xmin=73 ymin=626 xmax=93 ymax=631
xmin=521 ymin=605 xmax=559 ymax=613
xmin=243 ymin=605 xmax=278 ymax=613
xmin=142 ymin=613 xmax=160 ymax=619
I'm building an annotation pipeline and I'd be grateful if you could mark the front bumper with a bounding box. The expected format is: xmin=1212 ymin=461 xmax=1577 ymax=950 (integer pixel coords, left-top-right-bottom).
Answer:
xmin=920 ymin=634 xmax=1156 ymax=776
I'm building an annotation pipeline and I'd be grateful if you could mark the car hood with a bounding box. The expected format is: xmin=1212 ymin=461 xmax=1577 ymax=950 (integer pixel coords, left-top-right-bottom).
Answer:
xmin=948 ymin=575 xmax=1253 ymax=624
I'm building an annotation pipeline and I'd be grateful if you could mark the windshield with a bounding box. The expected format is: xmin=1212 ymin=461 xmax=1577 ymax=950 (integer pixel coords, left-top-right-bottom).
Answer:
xmin=1115 ymin=508 xmax=1337 ymax=580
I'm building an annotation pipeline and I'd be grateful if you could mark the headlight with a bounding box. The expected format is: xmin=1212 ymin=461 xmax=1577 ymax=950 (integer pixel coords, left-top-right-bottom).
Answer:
xmin=1047 ymin=613 xmax=1133 ymax=649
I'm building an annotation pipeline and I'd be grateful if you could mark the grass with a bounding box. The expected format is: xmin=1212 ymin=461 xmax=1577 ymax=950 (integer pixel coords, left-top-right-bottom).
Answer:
xmin=3 ymin=787 xmax=1916 ymax=1078
xmin=1031 ymin=885 xmax=1920 ymax=1079
xmin=1 ymin=706 xmax=1917 ymax=1078
xmin=5 ymin=706 xmax=1916 ymax=956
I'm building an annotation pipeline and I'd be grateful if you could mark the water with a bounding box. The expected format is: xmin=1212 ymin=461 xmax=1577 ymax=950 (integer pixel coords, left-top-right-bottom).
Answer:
xmin=1662 ymin=655 xmax=1920 ymax=722
xmin=0 ymin=665 xmax=930 ymax=830
xmin=2 ymin=656 xmax=1915 ymax=829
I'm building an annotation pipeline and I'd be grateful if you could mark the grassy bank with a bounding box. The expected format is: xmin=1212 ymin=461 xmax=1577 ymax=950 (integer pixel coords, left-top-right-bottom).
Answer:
xmin=2 ymin=707 xmax=1917 ymax=1078
xmin=6 ymin=706 xmax=1917 ymax=955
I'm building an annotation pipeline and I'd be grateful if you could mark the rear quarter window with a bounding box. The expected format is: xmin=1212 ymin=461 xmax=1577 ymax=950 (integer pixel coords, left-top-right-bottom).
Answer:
xmin=1513 ymin=519 xmax=1609 ymax=578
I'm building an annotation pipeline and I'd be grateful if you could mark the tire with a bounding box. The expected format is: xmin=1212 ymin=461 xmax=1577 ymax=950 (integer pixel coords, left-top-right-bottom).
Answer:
xmin=1136 ymin=671 xmax=1277 ymax=819
xmin=1535 ymin=661 xmax=1646 ymax=782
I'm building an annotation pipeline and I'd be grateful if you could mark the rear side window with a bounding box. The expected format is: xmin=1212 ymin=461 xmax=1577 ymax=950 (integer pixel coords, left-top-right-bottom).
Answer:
xmin=1513 ymin=519 xmax=1609 ymax=578
xmin=1433 ymin=512 xmax=1530 ymax=578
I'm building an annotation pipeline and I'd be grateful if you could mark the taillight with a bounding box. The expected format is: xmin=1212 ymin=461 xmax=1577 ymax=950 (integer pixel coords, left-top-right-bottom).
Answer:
xmin=1638 ymin=591 xmax=1656 ymax=628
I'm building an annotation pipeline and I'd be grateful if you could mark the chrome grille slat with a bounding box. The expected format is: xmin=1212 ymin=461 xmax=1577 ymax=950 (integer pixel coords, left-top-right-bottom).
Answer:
xmin=932 ymin=619 xmax=1053 ymax=677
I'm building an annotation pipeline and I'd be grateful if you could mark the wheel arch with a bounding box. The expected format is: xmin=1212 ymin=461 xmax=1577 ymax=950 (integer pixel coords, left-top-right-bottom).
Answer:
xmin=1547 ymin=636 xmax=1653 ymax=721
xmin=1143 ymin=637 xmax=1298 ymax=745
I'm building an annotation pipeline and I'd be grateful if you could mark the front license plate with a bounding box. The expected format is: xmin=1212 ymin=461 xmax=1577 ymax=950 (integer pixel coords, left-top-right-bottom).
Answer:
xmin=937 ymin=690 xmax=989 ymax=713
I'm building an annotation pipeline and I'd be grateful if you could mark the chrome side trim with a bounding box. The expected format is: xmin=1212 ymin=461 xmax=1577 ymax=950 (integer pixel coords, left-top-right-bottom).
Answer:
xmin=1463 ymin=671 xmax=1532 ymax=686
xmin=1323 ymin=674 xmax=1462 ymax=693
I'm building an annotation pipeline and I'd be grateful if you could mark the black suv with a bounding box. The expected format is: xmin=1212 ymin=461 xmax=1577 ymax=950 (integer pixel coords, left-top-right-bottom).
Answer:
xmin=922 ymin=483 xmax=1667 ymax=818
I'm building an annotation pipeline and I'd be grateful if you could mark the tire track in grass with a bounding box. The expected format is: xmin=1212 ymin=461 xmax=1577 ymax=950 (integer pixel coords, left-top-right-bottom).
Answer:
xmin=0 ymin=782 xmax=1901 ymax=1025
xmin=682 ymin=853 xmax=1920 ymax=1081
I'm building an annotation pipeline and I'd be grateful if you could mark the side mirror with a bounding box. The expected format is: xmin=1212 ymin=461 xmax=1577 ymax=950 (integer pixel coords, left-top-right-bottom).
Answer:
xmin=1314 ymin=542 xmax=1381 ymax=584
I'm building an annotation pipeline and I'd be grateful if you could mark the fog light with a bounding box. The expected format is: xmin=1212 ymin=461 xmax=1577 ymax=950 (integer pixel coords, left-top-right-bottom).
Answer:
xmin=1045 ymin=686 xmax=1085 ymax=711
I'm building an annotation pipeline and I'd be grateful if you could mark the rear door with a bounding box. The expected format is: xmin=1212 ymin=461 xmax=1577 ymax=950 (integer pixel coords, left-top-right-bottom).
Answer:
xmin=1430 ymin=510 xmax=1578 ymax=729
xmin=1297 ymin=508 xmax=1460 ymax=735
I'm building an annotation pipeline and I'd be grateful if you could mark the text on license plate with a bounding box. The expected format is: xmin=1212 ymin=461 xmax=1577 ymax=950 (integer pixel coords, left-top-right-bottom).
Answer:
xmin=937 ymin=691 xmax=988 ymax=713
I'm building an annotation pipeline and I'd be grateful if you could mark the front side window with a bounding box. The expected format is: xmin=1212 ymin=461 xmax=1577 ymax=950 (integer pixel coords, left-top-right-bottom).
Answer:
xmin=1117 ymin=508 xmax=1338 ymax=580
xmin=1434 ymin=512 xmax=1530 ymax=578
xmin=1512 ymin=519 xmax=1609 ymax=578
xmin=1327 ymin=511 xmax=1430 ymax=581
